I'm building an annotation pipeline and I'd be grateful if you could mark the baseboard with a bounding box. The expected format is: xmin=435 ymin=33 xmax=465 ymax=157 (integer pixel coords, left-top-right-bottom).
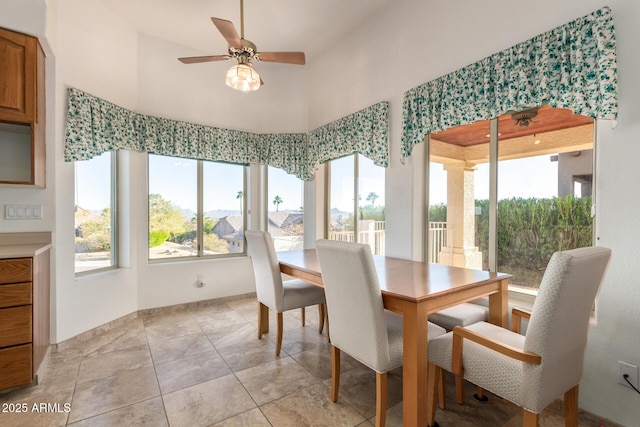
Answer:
xmin=54 ymin=292 xmax=257 ymax=352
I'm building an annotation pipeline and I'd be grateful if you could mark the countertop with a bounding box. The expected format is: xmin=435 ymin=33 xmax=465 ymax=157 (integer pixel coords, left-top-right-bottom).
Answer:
xmin=0 ymin=243 xmax=52 ymax=258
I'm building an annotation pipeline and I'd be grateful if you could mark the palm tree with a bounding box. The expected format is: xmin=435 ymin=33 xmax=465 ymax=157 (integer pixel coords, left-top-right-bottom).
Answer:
xmin=273 ymin=195 xmax=283 ymax=212
xmin=366 ymin=192 xmax=379 ymax=206
xmin=236 ymin=191 xmax=243 ymax=213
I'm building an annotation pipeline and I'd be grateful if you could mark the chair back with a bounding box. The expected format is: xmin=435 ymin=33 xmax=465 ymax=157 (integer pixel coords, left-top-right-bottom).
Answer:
xmin=315 ymin=239 xmax=391 ymax=372
xmin=246 ymin=230 xmax=284 ymax=312
xmin=523 ymin=246 xmax=611 ymax=405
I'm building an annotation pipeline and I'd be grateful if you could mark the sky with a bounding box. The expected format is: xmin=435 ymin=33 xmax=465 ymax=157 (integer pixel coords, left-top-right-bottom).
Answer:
xmin=75 ymin=152 xmax=303 ymax=213
xmin=330 ymin=154 xmax=386 ymax=212
xmin=76 ymin=151 xmax=560 ymax=213
xmin=75 ymin=151 xmax=112 ymax=211
xmin=429 ymin=155 xmax=559 ymax=206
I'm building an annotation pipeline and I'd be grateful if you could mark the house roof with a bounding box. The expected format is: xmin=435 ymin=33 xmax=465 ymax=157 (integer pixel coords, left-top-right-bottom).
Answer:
xmin=219 ymin=215 xmax=244 ymax=231
xmin=268 ymin=211 xmax=303 ymax=228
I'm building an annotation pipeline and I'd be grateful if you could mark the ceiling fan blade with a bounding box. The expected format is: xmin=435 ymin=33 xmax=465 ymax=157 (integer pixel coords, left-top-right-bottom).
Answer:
xmin=211 ymin=17 xmax=242 ymax=50
xmin=178 ymin=55 xmax=230 ymax=64
xmin=257 ymin=52 xmax=306 ymax=65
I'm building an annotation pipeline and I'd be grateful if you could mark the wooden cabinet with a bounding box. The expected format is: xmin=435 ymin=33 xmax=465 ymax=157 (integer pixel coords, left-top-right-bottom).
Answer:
xmin=0 ymin=27 xmax=46 ymax=187
xmin=0 ymin=251 xmax=50 ymax=391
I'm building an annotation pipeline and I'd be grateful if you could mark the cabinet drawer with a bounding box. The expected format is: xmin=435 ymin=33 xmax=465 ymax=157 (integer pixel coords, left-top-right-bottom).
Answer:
xmin=0 ymin=305 xmax=32 ymax=347
xmin=0 ymin=282 xmax=32 ymax=308
xmin=0 ymin=258 xmax=32 ymax=284
xmin=0 ymin=344 xmax=32 ymax=390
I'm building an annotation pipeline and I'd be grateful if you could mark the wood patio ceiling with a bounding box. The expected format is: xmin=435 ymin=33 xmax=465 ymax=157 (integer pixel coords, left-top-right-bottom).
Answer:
xmin=430 ymin=105 xmax=594 ymax=147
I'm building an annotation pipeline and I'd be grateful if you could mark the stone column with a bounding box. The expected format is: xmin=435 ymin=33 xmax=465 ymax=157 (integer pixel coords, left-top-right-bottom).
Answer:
xmin=438 ymin=162 xmax=483 ymax=269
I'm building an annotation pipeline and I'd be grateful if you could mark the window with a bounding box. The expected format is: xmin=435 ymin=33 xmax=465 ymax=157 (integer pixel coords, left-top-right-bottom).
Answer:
xmin=428 ymin=106 xmax=594 ymax=292
xmin=148 ymin=154 xmax=245 ymax=260
xmin=328 ymin=154 xmax=386 ymax=255
xmin=495 ymin=126 xmax=594 ymax=291
xmin=267 ymin=166 xmax=304 ymax=251
xmin=74 ymin=151 xmax=117 ymax=274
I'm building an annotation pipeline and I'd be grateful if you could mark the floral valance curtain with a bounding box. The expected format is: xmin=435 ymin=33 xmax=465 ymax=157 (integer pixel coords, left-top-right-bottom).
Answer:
xmin=401 ymin=6 xmax=617 ymax=162
xmin=308 ymin=101 xmax=389 ymax=173
xmin=65 ymin=88 xmax=389 ymax=180
xmin=65 ymin=88 xmax=312 ymax=179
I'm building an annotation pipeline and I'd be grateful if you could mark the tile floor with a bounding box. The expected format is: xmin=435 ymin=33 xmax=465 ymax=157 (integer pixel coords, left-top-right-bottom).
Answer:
xmin=0 ymin=297 xmax=624 ymax=427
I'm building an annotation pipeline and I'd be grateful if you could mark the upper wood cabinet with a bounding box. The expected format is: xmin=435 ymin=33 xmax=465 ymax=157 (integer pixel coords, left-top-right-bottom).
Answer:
xmin=0 ymin=27 xmax=45 ymax=188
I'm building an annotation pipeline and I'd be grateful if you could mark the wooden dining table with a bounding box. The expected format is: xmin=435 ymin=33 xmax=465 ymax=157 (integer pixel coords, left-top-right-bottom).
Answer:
xmin=275 ymin=249 xmax=512 ymax=427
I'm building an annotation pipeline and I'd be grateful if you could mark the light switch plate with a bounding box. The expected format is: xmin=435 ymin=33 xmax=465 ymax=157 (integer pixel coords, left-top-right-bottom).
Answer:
xmin=5 ymin=204 xmax=43 ymax=220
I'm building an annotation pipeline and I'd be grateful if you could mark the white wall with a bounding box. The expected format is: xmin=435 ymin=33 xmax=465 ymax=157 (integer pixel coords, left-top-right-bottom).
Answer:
xmin=52 ymin=0 xmax=140 ymax=342
xmin=307 ymin=1 xmax=640 ymax=424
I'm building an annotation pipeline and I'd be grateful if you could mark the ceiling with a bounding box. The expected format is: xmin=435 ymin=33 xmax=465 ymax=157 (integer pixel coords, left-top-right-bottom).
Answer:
xmin=98 ymin=0 xmax=392 ymax=62
xmin=429 ymin=106 xmax=595 ymax=165
xmin=96 ymin=0 xmax=593 ymax=145
xmin=431 ymin=105 xmax=594 ymax=147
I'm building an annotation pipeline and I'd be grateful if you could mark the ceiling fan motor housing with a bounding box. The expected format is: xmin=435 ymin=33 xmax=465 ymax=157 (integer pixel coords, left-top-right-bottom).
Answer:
xmin=229 ymin=39 xmax=258 ymax=61
xmin=512 ymin=107 xmax=539 ymax=127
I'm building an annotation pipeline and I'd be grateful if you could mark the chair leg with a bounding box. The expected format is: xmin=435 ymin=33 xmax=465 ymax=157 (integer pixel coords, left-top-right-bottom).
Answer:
xmin=474 ymin=386 xmax=488 ymax=402
xmin=318 ymin=304 xmax=325 ymax=333
xmin=331 ymin=345 xmax=340 ymax=402
xmin=301 ymin=307 xmax=306 ymax=326
xmin=523 ymin=409 xmax=539 ymax=427
xmin=438 ymin=367 xmax=446 ymax=410
xmin=564 ymin=385 xmax=579 ymax=427
xmin=325 ymin=307 xmax=331 ymax=342
xmin=275 ymin=312 xmax=283 ymax=356
xmin=258 ymin=302 xmax=269 ymax=339
xmin=427 ymin=362 xmax=440 ymax=427
xmin=455 ymin=375 xmax=464 ymax=404
xmin=376 ymin=371 xmax=388 ymax=427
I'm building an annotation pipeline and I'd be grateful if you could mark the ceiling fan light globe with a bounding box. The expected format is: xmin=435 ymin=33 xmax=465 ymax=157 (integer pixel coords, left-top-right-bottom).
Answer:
xmin=226 ymin=63 xmax=261 ymax=91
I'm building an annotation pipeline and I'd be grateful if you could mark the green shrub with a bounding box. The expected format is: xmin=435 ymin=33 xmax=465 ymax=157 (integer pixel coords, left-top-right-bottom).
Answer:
xmin=76 ymin=233 xmax=111 ymax=252
xmin=429 ymin=204 xmax=447 ymax=222
xmin=475 ymin=196 xmax=592 ymax=279
xmin=149 ymin=231 xmax=170 ymax=248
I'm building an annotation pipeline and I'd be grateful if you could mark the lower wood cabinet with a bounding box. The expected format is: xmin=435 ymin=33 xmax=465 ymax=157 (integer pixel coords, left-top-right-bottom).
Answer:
xmin=0 ymin=250 xmax=49 ymax=391
xmin=0 ymin=344 xmax=32 ymax=389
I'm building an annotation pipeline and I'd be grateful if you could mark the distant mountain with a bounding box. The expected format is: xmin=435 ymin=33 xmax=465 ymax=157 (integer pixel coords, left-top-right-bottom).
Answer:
xmin=330 ymin=208 xmax=350 ymax=220
xmin=180 ymin=208 xmax=195 ymax=220
xmin=205 ymin=209 xmax=241 ymax=219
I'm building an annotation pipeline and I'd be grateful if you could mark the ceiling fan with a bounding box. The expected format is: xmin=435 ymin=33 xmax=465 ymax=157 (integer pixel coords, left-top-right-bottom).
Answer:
xmin=511 ymin=107 xmax=539 ymax=127
xmin=178 ymin=0 xmax=306 ymax=92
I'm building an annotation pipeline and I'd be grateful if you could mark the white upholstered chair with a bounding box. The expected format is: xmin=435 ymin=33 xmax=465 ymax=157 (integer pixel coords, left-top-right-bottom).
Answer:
xmin=315 ymin=239 xmax=446 ymax=427
xmin=428 ymin=300 xmax=490 ymax=404
xmin=246 ymin=230 xmax=327 ymax=356
xmin=426 ymin=246 xmax=612 ymax=427
xmin=428 ymin=301 xmax=489 ymax=331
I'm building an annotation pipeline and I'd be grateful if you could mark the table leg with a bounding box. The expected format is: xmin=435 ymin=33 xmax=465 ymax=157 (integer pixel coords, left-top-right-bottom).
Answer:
xmin=399 ymin=300 xmax=429 ymax=427
xmin=488 ymin=278 xmax=509 ymax=327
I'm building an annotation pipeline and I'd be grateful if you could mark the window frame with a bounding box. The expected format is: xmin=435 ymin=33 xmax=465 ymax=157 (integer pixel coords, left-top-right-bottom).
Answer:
xmin=74 ymin=150 xmax=118 ymax=276
xmin=147 ymin=154 xmax=247 ymax=263
xmin=266 ymin=165 xmax=305 ymax=252
xmin=326 ymin=154 xmax=359 ymax=240
xmin=425 ymin=116 xmax=597 ymax=301
xmin=326 ymin=154 xmax=386 ymax=255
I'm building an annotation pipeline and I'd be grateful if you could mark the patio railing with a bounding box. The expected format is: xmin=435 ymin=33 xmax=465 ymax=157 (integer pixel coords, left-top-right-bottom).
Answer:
xmin=329 ymin=220 xmax=386 ymax=255
xmin=328 ymin=221 xmax=448 ymax=260
xmin=428 ymin=221 xmax=448 ymax=263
